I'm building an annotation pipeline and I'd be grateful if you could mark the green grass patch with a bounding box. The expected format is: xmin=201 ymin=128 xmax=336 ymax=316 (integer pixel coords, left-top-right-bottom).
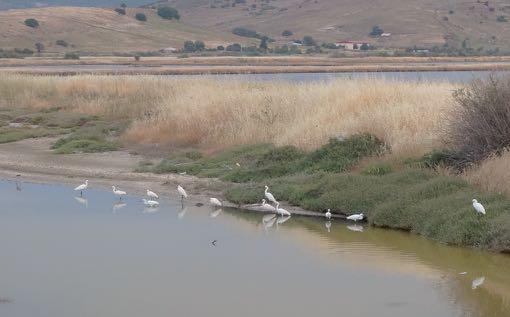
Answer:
xmin=148 ymin=134 xmax=385 ymax=182
xmin=224 ymin=168 xmax=510 ymax=251
xmin=0 ymin=126 xmax=66 ymax=143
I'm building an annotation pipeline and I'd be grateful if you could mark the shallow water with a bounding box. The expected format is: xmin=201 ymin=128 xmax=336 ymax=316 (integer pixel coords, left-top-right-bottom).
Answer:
xmin=0 ymin=180 xmax=509 ymax=317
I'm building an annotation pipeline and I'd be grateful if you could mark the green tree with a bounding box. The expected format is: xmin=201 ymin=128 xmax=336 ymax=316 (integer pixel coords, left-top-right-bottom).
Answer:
xmin=369 ymin=25 xmax=384 ymax=36
xmin=259 ymin=37 xmax=268 ymax=50
xmin=194 ymin=41 xmax=205 ymax=51
xmin=157 ymin=6 xmax=180 ymax=20
xmin=183 ymin=41 xmax=195 ymax=52
xmin=302 ymin=36 xmax=316 ymax=46
xmin=115 ymin=8 xmax=126 ymax=15
xmin=135 ymin=13 xmax=147 ymax=21
xmin=24 ymin=18 xmax=39 ymax=28
xmin=35 ymin=42 xmax=44 ymax=53
xmin=282 ymin=30 xmax=293 ymax=37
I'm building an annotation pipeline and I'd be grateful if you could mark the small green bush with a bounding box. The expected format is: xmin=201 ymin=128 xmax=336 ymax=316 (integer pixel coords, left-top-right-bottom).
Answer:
xmin=52 ymin=138 xmax=119 ymax=154
xmin=64 ymin=52 xmax=80 ymax=60
xmin=55 ymin=40 xmax=68 ymax=47
xmin=135 ymin=13 xmax=147 ymax=21
xmin=282 ymin=30 xmax=293 ymax=37
xmin=114 ymin=8 xmax=126 ymax=15
xmin=24 ymin=18 xmax=39 ymax=28
xmin=361 ymin=163 xmax=393 ymax=176
xmin=157 ymin=6 xmax=180 ymax=20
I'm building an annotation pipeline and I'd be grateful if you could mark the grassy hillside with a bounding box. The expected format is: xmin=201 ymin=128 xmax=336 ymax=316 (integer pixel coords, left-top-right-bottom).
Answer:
xmin=161 ymin=0 xmax=510 ymax=51
xmin=0 ymin=1 xmax=150 ymax=10
xmin=0 ymin=6 xmax=245 ymax=52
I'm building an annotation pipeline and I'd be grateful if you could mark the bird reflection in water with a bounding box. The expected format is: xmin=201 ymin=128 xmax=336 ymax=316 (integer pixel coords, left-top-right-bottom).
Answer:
xmin=262 ymin=214 xmax=277 ymax=233
xmin=143 ymin=206 xmax=159 ymax=214
xmin=325 ymin=221 xmax=331 ymax=233
xmin=347 ymin=224 xmax=364 ymax=232
xmin=276 ymin=215 xmax=291 ymax=230
xmin=112 ymin=201 xmax=127 ymax=213
xmin=210 ymin=208 xmax=222 ymax=218
xmin=74 ymin=196 xmax=88 ymax=208
xmin=472 ymin=276 xmax=485 ymax=289
xmin=15 ymin=174 xmax=22 ymax=192
xmin=178 ymin=206 xmax=188 ymax=219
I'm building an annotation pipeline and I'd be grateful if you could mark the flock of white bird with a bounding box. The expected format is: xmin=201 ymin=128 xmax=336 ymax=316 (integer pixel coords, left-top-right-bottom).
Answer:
xmin=73 ymin=180 xmax=488 ymax=222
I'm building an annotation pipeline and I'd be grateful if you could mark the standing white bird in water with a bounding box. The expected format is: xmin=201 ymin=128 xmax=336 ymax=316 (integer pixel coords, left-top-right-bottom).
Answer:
xmin=472 ymin=199 xmax=486 ymax=215
xmin=147 ymin=189 xmax=159 ymax=200
xmin=74 ymin=180 xmax=88 ymax=196
xmin=112 ymin=186 xmax=127 ymax=200
xmin=210 ymin=198 xmax=222 ymax=207
xmin=347 ymin=213 xmax=364 ymax=222
xmin=275 ymin=202 xmax=291 ymax=216
xmin=177 ymin=185 xmax=188 ymax=201
xmin=325 ymin=209 xmax=332 ymax=219
xmin=264 ymin=185 xmax=277 ymax=204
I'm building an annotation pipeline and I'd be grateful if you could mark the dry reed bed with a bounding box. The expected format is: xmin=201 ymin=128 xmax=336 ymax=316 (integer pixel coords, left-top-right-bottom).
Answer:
xmin=0 ymin=75 xmax=456 ymax=157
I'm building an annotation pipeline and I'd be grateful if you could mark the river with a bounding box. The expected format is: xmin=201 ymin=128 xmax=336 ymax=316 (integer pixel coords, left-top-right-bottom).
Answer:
xmin=0 ymin=180 xmax=509 ymax=317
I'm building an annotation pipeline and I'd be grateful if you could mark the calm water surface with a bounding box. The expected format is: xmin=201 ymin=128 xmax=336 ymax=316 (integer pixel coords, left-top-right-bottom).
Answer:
xmin=0 ymin=180 xmax=509 ymax=317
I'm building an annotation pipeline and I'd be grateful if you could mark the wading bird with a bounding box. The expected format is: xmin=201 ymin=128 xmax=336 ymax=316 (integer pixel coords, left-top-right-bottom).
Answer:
xmin=210 ymin=197 xmax=222 ymax=207
xmin=472 ymin=276 xmax=485 ymax=289
xmin=112 ymin=186 xmax=127 ymax=200
xmin=472 ymin=199 xmax=486 ymax=215
xmin=264 ymin=185 xmax=277 ymax=204
xmin=260 ymin=199 xmax=277 ymax=212
xmin=275 ymin=202 xmax=291 ymax=217
xmin=142 ymin=198 xmax=159 ymax=207
xmin=325 ymin=209 xmax=332 ymax=219
xmin=74 ymin=180 xmax=88 ymax=196
xmin=347 ymin=213 xmax=364 ymax=222
xmin=177 ymin=185 xmax=188 ymax=201
xmin=147 ymin=189 xmax=159 ymax=200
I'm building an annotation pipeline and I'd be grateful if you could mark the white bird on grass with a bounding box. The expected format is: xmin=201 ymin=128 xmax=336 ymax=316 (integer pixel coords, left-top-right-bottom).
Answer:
xmin=347 ymin=213 xmax=364 ymax=222
xmin=325 ymin=209 xmax=332 ymax=219
xmin=74 ymin=180 xmax=88 ymax=196
xmin=112 ymin=186 xmax=127 ymax=200
xmin=142 ymin=198 xmax=159 ymax=208
xmin=210 ymin=197 xmax=222 ymax=207
xmin=275 ymin=202 xmax=291 ymax=217
xmin=472 ymin=199 xmax=486 ymax=215
xmin=264 ymin=185 xmax=277 ymax=204
xmin=472 ymin=276 xmax=485 ymax=289
xmin=177 ymin=185 xmax=188 ymax=201
xmin=147 ymin=189 xmax=159 ymax=200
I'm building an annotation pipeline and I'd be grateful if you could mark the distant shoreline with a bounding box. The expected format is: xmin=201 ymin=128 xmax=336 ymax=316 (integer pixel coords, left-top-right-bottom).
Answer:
xmin=1 ymin=56 xmax=510 ymax=75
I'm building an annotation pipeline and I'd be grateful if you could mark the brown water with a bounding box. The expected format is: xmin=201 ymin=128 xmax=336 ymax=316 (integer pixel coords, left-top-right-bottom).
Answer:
xmin=0 ymin=180 xmax=509 ymax=317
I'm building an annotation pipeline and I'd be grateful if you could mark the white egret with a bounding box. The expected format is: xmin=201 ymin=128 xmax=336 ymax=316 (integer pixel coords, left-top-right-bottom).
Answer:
xmin=472 ymin=199 xmax=486 ymax=215
xmin=472 ymin=276 xmax=485 ymax=289
xmin=210 ymin=197 xmax=222 ymax=207
xmin=112 ymin=186 xmax=127 ymax=200
xmin=142 ymin=198 xmax=159 ymax=207
xmin=260 ymin=199 xmax=277 ymax=212
xmin=325 ymin=221 xmax=331 ymax=232
xmin=177 ymin=185 xmax=188 ymax=201
xmin=210 ymin=208 xmax=222 ymax=218
xmin=325 ymin=209 xmax=332 ymax=219
xmin=275 ymin=202 xmax=291 ymax=216
xmin=264 ymin=185 xmax=277 ymax=204
xmin=347 ymin=213 xmax=364 ymax=222
xmin=458 ymin=272 xmax=467 ymax=275
xmin=147 ymin=189 xmax=159 ymax=200
xmin=74 ymin=180 xmax=88 ymax=196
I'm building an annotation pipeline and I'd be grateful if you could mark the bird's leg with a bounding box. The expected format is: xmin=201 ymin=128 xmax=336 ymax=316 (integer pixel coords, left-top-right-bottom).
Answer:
xmin=80 ymin=191 xmax=83 ymax=197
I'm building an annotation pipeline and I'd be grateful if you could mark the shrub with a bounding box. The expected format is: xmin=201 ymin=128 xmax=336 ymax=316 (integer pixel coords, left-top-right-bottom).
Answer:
xmin=114 ymin=8 xmax=126 ymax=15
xmin=217 ymin=45 xmax=225 ymax=51
xmin=183 ymin=40 xmax=205 ymax=52
xmin=369 ymin=25 xmax=384 ymax=36
xmin=134 ymin=55 xmax=141 ymax=61
xmin=361 ymin=163 xmax=393 ymax=176
xmin=226 ymin=43 xmax=242 ymax=51
xmin=232 ymin=27 xmax=258 ymax=38
xmin=135 ymin=13 xmax=147 ymax=21
xmin=445 ymin=76 xmax=510 ymax=169
xmin=157 ymin=6 xmax=180 ymax=20
xmin=55 ymin=40 xmax=68 ymax=47
xmin=24 ymin=18 xmax=39 ymax=28
xmin=497 ymin=15 xmax=508 ymax=22
xmin=302 ymin=35 xmax=316 ymax=46
xmin=282 ymin=30 xmax=293 ymax=37
xmin=360 ymin=43 xmax=370 ymax=50
xmin=64 ymin=52 xmax=80 ymax=60
xmin=35 ymin=42 xmax=44 ymax=53
xmin=259 ymin=37 xmax=268 ymax=50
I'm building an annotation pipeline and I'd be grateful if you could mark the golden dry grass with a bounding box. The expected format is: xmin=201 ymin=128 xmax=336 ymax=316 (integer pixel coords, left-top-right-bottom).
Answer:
xmin=0 ymin=74 xmax=456 ymax=157
xmin=462 ymin=150 xmax=510 ymax=197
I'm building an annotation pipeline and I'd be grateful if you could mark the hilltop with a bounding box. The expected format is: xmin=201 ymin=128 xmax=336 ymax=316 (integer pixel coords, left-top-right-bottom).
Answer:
xmin=161 ymin=0 xmax=510 ymax=51
xmin=0 ymin=6 xmax=244 ymax=52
